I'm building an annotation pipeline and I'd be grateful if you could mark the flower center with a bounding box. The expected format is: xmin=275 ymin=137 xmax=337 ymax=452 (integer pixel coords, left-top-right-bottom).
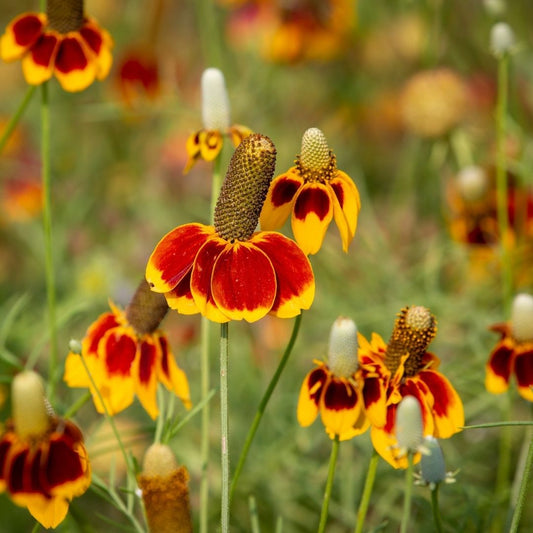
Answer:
xmin=47 ymin=0 xmax=84 ymax=34
xmin=296 ymin=127 xmax=337 ymax=183
xmin=214 ymin=134 xmax=276 ymax=242
xmin=125 ymin=279 xmax=169 ymax=335
xmin=384 ymin=306 xmax=437 ymax=377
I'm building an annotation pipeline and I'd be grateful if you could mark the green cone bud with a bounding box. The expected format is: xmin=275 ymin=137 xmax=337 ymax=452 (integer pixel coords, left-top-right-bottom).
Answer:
xmin=125 ymin=279 xmax=169 ymax=335
xmin=328 ymin=317 xmax=359 ymax=378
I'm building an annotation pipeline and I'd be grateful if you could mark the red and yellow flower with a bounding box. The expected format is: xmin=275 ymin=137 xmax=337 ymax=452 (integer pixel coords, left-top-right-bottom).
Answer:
xmin=116 ymin=48 xmax=160 ymax=107
xmin=147 ymin=134 xmax=315 ymax=323
xmin=184 ymin=67 xmax=252 ymax=174
xmin=486 ymin=293 xmax=533 ymax=401
xmin=260 ymin=127 xmax=360 ymax=256
xmin=0 ymin=371 xmax=91 ymax=528
xmin=298 ymin=317 xmax=368 ymax=440
xmin=64 ymin=280 xmax=191 ymax=420
xmin=0 ymin=0 xmax=113 ymax=92
xmin=359 ymin=306 xmax=464 ymax=468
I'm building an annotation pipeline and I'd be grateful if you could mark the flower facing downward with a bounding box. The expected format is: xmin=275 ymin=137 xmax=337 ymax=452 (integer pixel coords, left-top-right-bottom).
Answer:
xmin=485 ymin=293 xmax=533 ymax=401
xmin=297 ymin=317 xmax=368 ymax=440
xmin=64 ymin=279 xmax=191 ymax=419
xmin=359 ymin=306 xmax=464 ymax=468
xmin=260 ymin=127 xmax=361 ymax=255
xmin=0 ymin=0 xmax=113 ymax=92
xmin=0 ymin=372 xmax=91 ymax=528
xmin=184 ymin=68 xmax=252 ymax=174
xmin=147 ymin=134 xmax=315 ymax=323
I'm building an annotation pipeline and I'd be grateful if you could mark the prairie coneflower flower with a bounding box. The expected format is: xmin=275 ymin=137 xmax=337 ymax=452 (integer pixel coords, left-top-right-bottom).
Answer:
xmin=116 ymin=48 xmax=160 ymax=106
xmin=359 ymin=306 xmax=464 ymax=468
xmin=0 ymin=372 xmax=91 ymax=528
xmin=64 ymin=279 xmax=191 ymax=419
xmin=298 ymin=317 xmax=368 ymax=440
xmin=0 ymin=0 xmax=113 ymax=92
xmin=486 ymin=293 xmax=533 ymax=401
xmin=147 ymin=134 xmax=315 ymax=323
xmin=184 ymin=68 xmax=252 ymax=174
xmin=260 ymin=127 xmax=360 ymax=255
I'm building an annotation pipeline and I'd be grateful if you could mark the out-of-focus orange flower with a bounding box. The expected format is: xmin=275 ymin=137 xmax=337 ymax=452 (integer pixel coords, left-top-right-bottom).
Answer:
xmin=2 ymin=177 xmax=42 ymax=222
xmin=115 ymin=48 xmax=160 ymax=106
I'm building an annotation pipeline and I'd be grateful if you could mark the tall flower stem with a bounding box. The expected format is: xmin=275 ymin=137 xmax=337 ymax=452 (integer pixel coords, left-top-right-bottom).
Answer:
xmin=40 ymin=83 xmax=59 ymax=401
xmin=318 ymin=436 xmax=340 ymax=533
xmin=400 ymin=453 xmax=415 ymax=533
xmin=0 ymin=86 xmax=36 ymax=155
xmin=220 ymin=322 xmax=230 ymax=532
xmin=430 ymin=486 xmax=444 ymax=533
xmin=354 ymin=451 xmax=379 ymax=533
xmin=230 ymin=313 xmax=303 ymax=501
xmin=509 ymin=427 xmax=533 ymax=532
xmin=194 ymin=0 xmax=224 ymax=68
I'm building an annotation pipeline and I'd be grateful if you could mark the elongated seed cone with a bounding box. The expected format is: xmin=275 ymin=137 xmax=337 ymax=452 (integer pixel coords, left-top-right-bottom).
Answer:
xmin=47 ymin=0 xmax=84 ymax=33
xmin=125 ymin=279 xmax=169 ymax=335
xmin=296 ymin=127 xmax=337 ymax=182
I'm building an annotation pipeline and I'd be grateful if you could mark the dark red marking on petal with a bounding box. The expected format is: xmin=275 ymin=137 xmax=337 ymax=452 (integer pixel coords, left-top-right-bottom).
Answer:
xmin=0 ymin=437 xmax=13 ymax=484
xmin=330 ymin=181 xmax=345 ymax=208
xmin=138 ymin=340 xmax=157 ymax=385
xmin=7 ymin=447 xmax=33 ymax=494
xmin=487 ymin=342 xmax=514 ymax=383
xmin=514 ymin=347 xmax=533 ymax=390
xmin=294 ymin=185 xmax=331 ymax=221
xmin=30 ymin=33 xmax=58 ymax=68
xmin=362 ymin=376 xmax=383 ymax=410
xmin=86 ymin=312 xmax=120 ymax=354
xmin=103 ymin=331 xmax=137 ymax=376
xmin=12 ymin=14 xmax=44 ymax=47
xmin=55 ymin=37 xmax=88 ymax=73
xmin=271 ymin=176 xmax=301 ymax=207
xmin=43 ymin=437 xmax=84 ymax=490
xmin=190 ymin=237 xmax=226 ymax=305
xmin=159 ymin=336 xmax=170 ymax=378
xmin=307 ymin=367 xmax=328 ymax=404
xmin=79 ymin=25 xmax=102 ymax=54
xmin=417 ymin=371 xmax=455 ymax=418
xmin=323 ymin=379 xmax=357 ymax=411
xmin=383 ymin=404 xmax=396 ymax=434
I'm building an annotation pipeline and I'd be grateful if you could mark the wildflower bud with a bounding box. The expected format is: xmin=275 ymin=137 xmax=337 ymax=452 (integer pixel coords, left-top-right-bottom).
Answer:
xmin=420 ymin=436 xmax=447 ymax=487
xmin=297 ymin=128 xmax=337 ymax=182
xmin=456 ymin=166 xmax=488 ymax=202
xmin=69 ymin=338 xmax=83 ymax=355
xmin=490 ymin=22 xmax=515 ymax=57
xmin=201 ymin=68 xmax=231 ymax=131
xmin=47 ymin=0 xmax=84 ymax=33
xmin=395 ymin=395 xmax=424 ymax=455
xmin=11 ymin=371 xmax=50 ymax=440
xmin=328 ymin=317 xmax=359 ymax=378
xmin=510 ymin=293 xmax=533 ymax=343
xmin=125 ymin=279 xmax=169 ymax=335
xmin=214 ymin=134 xmax=276 ymax=242
xmin=137 ymin=444 xmax=192 ymax=533
xmin=483 ymin=0 xmax=506 ymax=16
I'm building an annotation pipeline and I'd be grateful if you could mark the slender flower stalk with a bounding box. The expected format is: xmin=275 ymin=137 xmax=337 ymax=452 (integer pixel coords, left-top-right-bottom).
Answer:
xmin=220 ymin=322 xmax=230 ymax=532
xmin=431 ymin=486 xmax=444 ymax=533
xmin=400 ymin=453 xmax=415 ymax=533
xmin=509 ymin=429 xmax=533 ymax=533
xmin=354 ymin=451 xmax=379 ymax=533
xmin=318 ymin=436 xmax=340 ymax=533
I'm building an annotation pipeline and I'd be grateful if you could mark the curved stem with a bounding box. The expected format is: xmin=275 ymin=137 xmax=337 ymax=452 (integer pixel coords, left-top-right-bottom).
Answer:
xmin=230 ymin=313 xmax=303 ymax=500
xmin=430 ymin=485 xmax=444 ymax=533
xmin=318 ymin=436 xmax=340 ymax=533
xmin=0 ymin=86 xmax=36 ymax=155
xmin=400 ymin=453 xmax=414 ymax=533
xmin=509 ymin=427 xmax=533 ymax=533
xmin=220 ymin=322 xmax=230 ymax=533
xmin=354 ymin=451 xmax=379 ymax=533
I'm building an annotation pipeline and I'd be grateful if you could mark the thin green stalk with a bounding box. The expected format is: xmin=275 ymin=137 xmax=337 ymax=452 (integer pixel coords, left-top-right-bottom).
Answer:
xmin=0 ymin=86 xmax=36 ymax=155
xmin=430 ymin=486 xmax=444 ymax=533
xmin=63 ymin=390 xmax=91 ymax=418
xmin=354 ymin=451 xmax=379 ymax=533
xmin=40 ymin=83 xmax=59 ymax=402
xmin=509 ymin=428 xmax=533 ymax=532
xmin=318 ymin=436 xmax=340 ymax=533
xmin=220 ymin=322 xmax=230 ymax=533
xmin=30 ymin=521 xmax=40 ymax=533
xmin=194 ymin=0 xmax=224 ymax=69
xmin=230 ymin=313 xmax=303 ymax=500
xmin=400 ymin=453 xmax=414 ymax=533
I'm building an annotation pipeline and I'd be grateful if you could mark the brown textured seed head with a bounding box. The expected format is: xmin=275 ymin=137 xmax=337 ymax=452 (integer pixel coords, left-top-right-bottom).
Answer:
xmin=125 ymin=279 xmax=169 ymax=335
xmin=214 ymin=134 xmax=276 ymax=242
xmin=47 ymin=0 xmax=84 ymax=33
xmin=296 ymin=128 xmax=337 ymax=183
xmin=384 ymin=306 xmax=437 ymax=377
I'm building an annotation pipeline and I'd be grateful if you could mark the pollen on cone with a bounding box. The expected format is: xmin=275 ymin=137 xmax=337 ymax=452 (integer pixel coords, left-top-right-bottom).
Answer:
xmin=300 ymin=128 xmax=331 ymax=170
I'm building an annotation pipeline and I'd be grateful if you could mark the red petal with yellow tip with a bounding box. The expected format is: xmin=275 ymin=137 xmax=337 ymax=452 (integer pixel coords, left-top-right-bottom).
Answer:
xmin=100 ymin=328 xmax=136 ymax=377
xmin=83 ymin=311 xmax=120 ymax=356
xmin=361 ymin=375 xmax=388 ymax=428
xmin=22 ymin=33 xmax=58 ymax=85
xmin=251 ymin=232 xmax=315 ymax=318
xmin=146 ymin=223 xmax=214 ymax=293
xmin=514 ymin=345 xmax=533 ymax=401
xmin=260 ymin=170 xmax=303 ymax=230
xmin=131 ymin=337 xmax=159 ymax=419
xmin=297 ymin=366 xmax=328 ymax=427
xmin=0 ymin=13 xmax=45 ymax=61
xmin=80 ymin=20 xmax=113 ymax=80
xmin=211 ymin=242 xmax=277 ymax=322
xmin=164 ymin=271 xmax=199 ymax=315
xmin=330 ymin=171 xmax=361 ymax=252
xmin=485 ymin=338 xmax=514 ymax=394
xmin=292 ymin=183 xmax=333 ymax=255
xmin=54 ymin=36 xmax=97 ymax=92
xmin=157 ymin=335 xmax=191 ymax=409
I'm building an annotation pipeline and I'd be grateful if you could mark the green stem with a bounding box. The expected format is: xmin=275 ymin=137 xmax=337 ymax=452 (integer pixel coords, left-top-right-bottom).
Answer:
xmin=354 ymin=451 xmax=379 ymax=533
xmin=230 ymin=313 xmax=303 ymax=500
xmin=318 ymin=436 xmax=340 ymax=533
xmin=220 ymin=322 xmax=230 ymax=533
xmin=509 ymin=428 xmax=533 ymax=533
xmin=30 ymin=521 xmax=40 ymax=533
xmin=400 ymin=453 xmax=414 ymax=533
xmin=63 ymin=390 xmax=91 ymax=418
xmin=0 ymin=86 xmax=36 ymax=155
xmin=199 ymin=317 xmax=211 ymax=533
xmin=40 ymin=83 xmax=59 ymax=402
xmin=194 ymin=0 xmax=224 ymax=68
xmin=430 ymin=485 xmax=444 ymax=533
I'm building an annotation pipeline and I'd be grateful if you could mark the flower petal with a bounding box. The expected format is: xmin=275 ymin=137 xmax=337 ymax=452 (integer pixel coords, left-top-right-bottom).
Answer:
xmin=370 ymin=423 xmax=421 ymax=470
xmin=54 ymin=35 xmax=97 ymax=92
xmin=0 ymin=13 xmax=45 ymax=61
xmin=297 ymin=366 xmax=328 ymax=427
xmin=199 ymin=130 xmax=224 ymax=162
xmin=80 ymin=19 xmax=113 ymax=80
xmin=21 ymin=32 xmax=58 ymax=85
xmin=485 ymin=338 xmax=514 ymax=394
xmin=146 ymin=223 xmax=214 ymax=293
xmin=330 ymin=171 xmax=361 ymax=252
xmin=260 ymin=169 xmax=303 ymax=230
xmin=157 ymin=335 xmax=192 ymax=409
xmin=131 ymin=337 xmax=160 ymax=419
xmin=251 ymin=232 xmax=315 ymax=318
xmin=24 ymin=494 xmax=69 ymax=529
xmin=183 ymin=131 xmax=202 ymax=174
xmin=228 ymin=124 xmax=253 ymax=147
xmin=211 ymin=242 xmax=276 ymax=322
xmin=514 ymin=344 xmax=533 ymax=401
xmin=164 ymin=271 xmax=200 ymax=315
xmin=291 ymin=183 xmax=334 ymax=255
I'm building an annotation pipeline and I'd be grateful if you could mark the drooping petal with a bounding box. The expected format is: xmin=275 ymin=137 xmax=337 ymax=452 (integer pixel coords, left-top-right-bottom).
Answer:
xmin=291 ymin=182 xmax=334 ymax=255
xmin=79 ymin=19 xmax=113 ymax=80
xmin=400 ymin=378 xmax=435 ymax=438
xmin=54 ymin=35 xmax=97 ymax=92
xmin=22 ymin=494 xmax=69 ymax=530
xmin=157 ymin=335 xmax=191 ymax=409
xmin=21 ymin=33 xmax=59 ymax=85
xmin=199 ymin=130 xmax=223 ymax=162
xmin=131 ymin=337 xmax=160 ymax=419
xmin=485 ymin=338 xmax=514 ymax=394
xmin=251 ymin=232 xmax=315 ymax=318
xmin=164 ymin=271 xmax=199 ymax=315
xmin=63 ymin=350 xmax=99 ymax=389
xmin=210 ymin=242 xmax=277 ymax=322
xmin=260 ymin=169 xmax=303 ymax=230
xmin=190 ymin=237 xmax=231 ymax=323
xmin=330 ymin=170 xmax=361 ymax=252
xmin=514 ymin=344 xmax=533 ymax=401
xmin=361 ymin=375 xmax=388 ymax=428
xmin=0 ymin=13 xmax=45 ymax=61
xmin=146 ymin=223 xmax=215 ymax=293
xmin=0 ymin=433 xmax=15 ymax=492
xmin=183 ymin=131 xmax=202 ymax=174
xmin=371 ymin=422 xmax=421 ymax=470
xmin=228 ymin=124 xmax=253 ymax=147
xmin=297 ymin=366 xmax=328 ymax=427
